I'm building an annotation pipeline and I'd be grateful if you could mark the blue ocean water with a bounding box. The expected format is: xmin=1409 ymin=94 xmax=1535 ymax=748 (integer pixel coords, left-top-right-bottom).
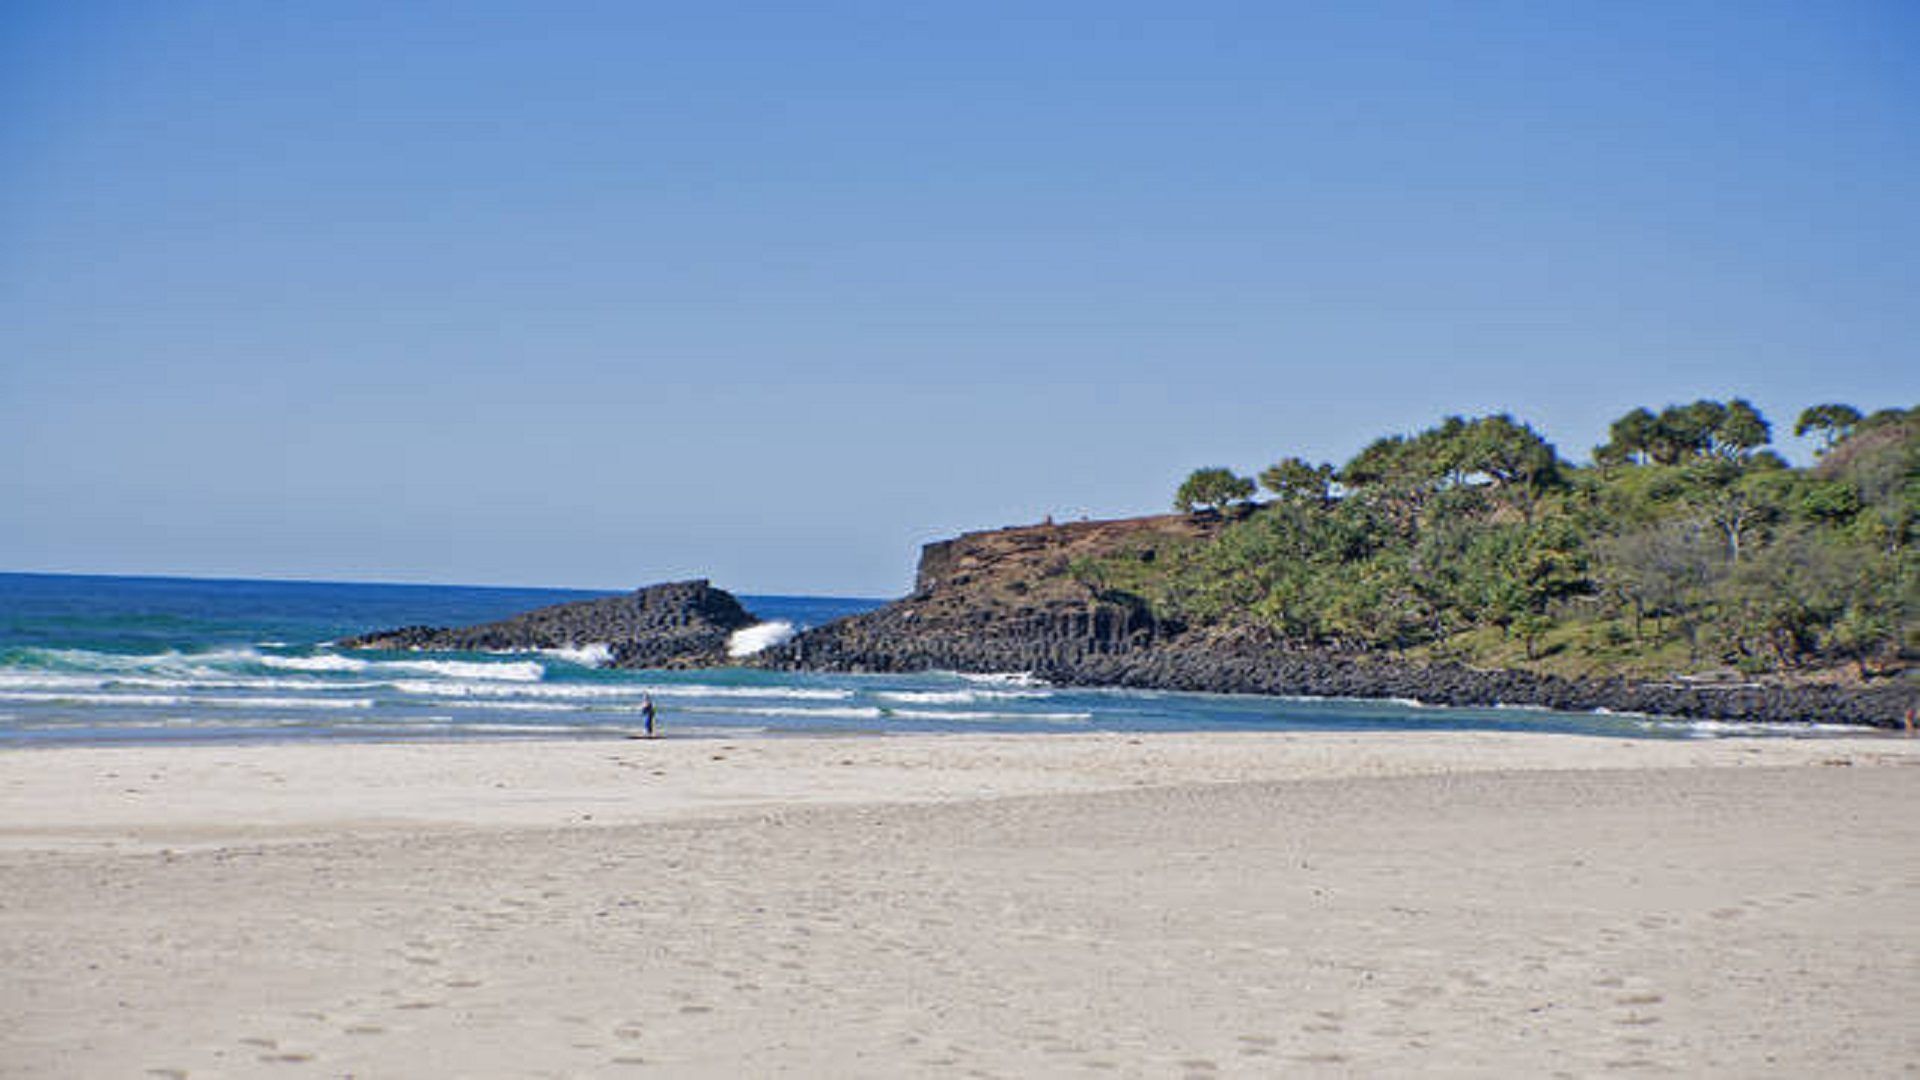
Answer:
xmin=0 ymin=573 xmax=1870 ymax=746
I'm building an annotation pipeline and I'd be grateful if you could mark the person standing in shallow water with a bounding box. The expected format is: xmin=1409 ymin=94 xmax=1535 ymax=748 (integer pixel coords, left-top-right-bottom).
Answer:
xmin=641 ymin=694 xmax=656 ymax=737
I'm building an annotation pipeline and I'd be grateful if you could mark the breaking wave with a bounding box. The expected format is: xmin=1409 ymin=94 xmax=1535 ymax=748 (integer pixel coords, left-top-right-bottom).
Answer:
xmin=261 ymin=654 xmax=367 ymax=673
xmin=539 ymin=643 xmax=613 ymax=668
xmin=875 ymin=689 xmax=1049 ymax=704
xmin=884 ymin=708 xmax=1092 ymax=724
xmin=728 ymin=621 xmax=797 ymax=658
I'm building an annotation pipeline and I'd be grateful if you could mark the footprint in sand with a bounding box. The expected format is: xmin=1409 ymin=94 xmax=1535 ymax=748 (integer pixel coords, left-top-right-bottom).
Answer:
xmin=1301 ymin=1021 xmax=1341 ymax=1034
xmin=1237 ymin=1034 xmax=1276 ymax=1056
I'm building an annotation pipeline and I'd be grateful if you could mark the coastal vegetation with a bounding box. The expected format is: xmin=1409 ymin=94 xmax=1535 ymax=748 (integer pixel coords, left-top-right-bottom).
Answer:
xmin=1080 ymin=401 xmax=1916 ymax=682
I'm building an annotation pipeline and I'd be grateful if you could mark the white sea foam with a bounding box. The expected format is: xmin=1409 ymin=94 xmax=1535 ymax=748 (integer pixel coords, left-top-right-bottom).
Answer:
xmin=387 ymin=679 xmax=599 ymax=699
xmin=383 ymin=659 xmax=545 ymax=682
xmin=15 ymin=646 xmax=262 ymax=675
xmin=0 ymin=690 xmax=374 ymax=710
xmin=111 ymin=676 xmax=386 ymax=692
xmin=875 ymin=689 xmax=1049 ymax=704
xmin=388 ymin=680 xmax=851 ymax=702
xmin=0 ymin=673 xmax=107 ymax=690
xmin=538 ymin=643 xmax=613 ymax=668
xmin=955 ymin=671 xmax=1049 ymax=688
xmin=679 ymin=704 xmax=884 ymax=721
xmin=0 ymin=691 xmax=190 ymax=707
xmin=209 ymin=696 xmax=376 ymax=711
xmin=728 ymin=621 xmax=797 ymax=658
xmin=641 ymin=684 xmax=853 ymax=700
xmin=885 ymin=709 xmax=1092 ymax=724
xmin=261 ymin=654 xmax=369 ymax=673
xmin=1679 ymin=719 xmax=1881 ymax=737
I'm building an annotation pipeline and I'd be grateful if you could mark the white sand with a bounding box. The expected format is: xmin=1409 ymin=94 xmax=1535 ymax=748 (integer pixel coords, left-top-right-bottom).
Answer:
xmin=2 ymin=731 xmax=1916 ymax=1076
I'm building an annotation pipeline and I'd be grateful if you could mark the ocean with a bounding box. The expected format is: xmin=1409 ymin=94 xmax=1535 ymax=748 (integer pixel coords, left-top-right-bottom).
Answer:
xmin=0 ymin=573 xmax=1873 ymax=745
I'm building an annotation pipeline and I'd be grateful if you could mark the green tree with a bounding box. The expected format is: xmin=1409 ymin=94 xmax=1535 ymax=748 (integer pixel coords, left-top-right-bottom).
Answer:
xmin=1258 ymin=457 xmax=1337 ymax=507
xmin=1341 ymin=434 xmax=1422 ymax=488
xmin=1711 ymin=398 xmax=1772 ymax=460
xmin=1076 ymin=398 xmax=1912 ymax=682
xmin=1795 ymin=403 xmax=1863 ymax=454
xmin=1597 ymin=407 xmax=1660 ymax=466
xmin=1174 ymin=467 xmax=1255 ymax=514
xmin=1590 ymin=519 xmax=1723 ymax=647
xmin=1596 ymin=399 xmax=1771 ymax=466
xmin=1680 ymin=460 xmax=1784 ymax=564
xmin=1457 ymin=414 xmax=1561 ymax=520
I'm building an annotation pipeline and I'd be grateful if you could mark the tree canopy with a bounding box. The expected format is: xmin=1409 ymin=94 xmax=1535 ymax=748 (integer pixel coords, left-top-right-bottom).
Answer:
xmin=1174 ymin=467 xmax=1255 ymax=513
xmin=1258 ymin=457 xmax=1336 ymax=506
xmin=1795 ymin=403 xmax=1863 ymax=453
xmin=1596 ymin=398 xmax=1772 ymax=465
xmin=1123 ymin=401 xmax=1915 ymax=680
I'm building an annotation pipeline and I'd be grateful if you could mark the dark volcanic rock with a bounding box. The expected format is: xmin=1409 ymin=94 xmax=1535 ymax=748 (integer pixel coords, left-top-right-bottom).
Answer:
xmin=342 ymin=579 xmax=756 ymax=669
xmin=752 ymin=517 xmax=1916 ymax=728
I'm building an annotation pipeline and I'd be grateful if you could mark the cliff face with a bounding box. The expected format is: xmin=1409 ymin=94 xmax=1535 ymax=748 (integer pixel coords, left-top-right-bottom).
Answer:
xmin=342 ymin=579 xmax=756 ymax=669
xmin=758 ymin=514 xmax=1221 ymax=674
xmin=757 ymin=515 xmax=1915 ymax=727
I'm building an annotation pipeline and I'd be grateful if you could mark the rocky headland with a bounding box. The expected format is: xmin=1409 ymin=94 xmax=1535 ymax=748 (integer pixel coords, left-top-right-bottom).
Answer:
xmin=341 ymin=579 xmax=755 ymax=669
xmin=748 ymin=516 xmax=1915 ymax=728
xmin=340 ymin=520 xmax=1911 ymax=727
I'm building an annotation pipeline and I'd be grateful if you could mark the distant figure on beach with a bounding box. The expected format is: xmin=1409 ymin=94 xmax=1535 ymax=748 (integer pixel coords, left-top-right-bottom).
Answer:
xmin=642 ymin=694 xmax=657 ymax=737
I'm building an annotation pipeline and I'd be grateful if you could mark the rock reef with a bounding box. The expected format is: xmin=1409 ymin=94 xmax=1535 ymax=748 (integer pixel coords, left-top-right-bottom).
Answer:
xmin=341 ymin=579 xmax=755 ymax=669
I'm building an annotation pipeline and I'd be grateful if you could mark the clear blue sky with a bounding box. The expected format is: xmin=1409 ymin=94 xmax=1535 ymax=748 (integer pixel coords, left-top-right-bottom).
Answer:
xmin=3 ymin=2 xmax=1915 ymax=596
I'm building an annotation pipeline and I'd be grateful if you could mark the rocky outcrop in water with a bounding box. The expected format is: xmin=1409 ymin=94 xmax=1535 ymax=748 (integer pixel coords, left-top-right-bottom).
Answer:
xmin=342 ymin=579 xmax=756 ymax=669
xmin=752 ymin=518 xmax=1916 ymax=728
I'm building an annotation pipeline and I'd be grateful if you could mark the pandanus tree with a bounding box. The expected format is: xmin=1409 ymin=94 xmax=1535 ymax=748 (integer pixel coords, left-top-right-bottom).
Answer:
xmin=1257 ymin=457 xmax=1337 ymax=507
xmin=1174 ymin=467 xmax=1255 ymax=514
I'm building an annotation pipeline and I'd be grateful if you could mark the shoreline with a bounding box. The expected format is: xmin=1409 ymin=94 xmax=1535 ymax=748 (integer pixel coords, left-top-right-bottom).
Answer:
xmin=3 ymin=732 xmax=1917 ymax=1076
xmin=760 ymin=629 xmax=1916 ymax=728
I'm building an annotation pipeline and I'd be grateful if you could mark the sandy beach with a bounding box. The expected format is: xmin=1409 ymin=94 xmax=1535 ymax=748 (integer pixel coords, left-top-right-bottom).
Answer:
xmin=3 ymin=731 xmax=1917 ymax=1077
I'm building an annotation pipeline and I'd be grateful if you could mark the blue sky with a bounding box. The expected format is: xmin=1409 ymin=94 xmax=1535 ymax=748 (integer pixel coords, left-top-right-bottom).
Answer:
xmin=3 ymin=2 xmax=1915 ymax=595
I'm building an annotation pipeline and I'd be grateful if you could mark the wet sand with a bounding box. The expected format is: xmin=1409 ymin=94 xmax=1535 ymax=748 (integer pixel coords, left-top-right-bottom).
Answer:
xmin=2 ymin=732 xmax=1916 ymax=1076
